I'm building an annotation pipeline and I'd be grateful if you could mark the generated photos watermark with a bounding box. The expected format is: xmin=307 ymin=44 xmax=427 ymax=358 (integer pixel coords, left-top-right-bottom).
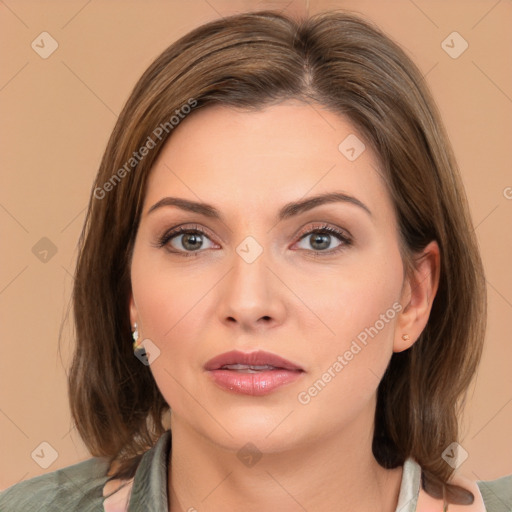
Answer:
xmin=94 ymin=97 xmax=198 ymax=200
xmin=297 ymin=301 xmax=403 ymax=405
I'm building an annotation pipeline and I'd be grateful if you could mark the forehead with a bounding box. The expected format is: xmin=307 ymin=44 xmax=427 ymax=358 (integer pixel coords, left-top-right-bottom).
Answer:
xmin=143 ymin=101 xmax=391 ymax=221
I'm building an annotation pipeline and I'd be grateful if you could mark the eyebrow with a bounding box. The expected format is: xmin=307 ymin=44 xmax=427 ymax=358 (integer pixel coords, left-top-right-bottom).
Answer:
xmin=147 ymin=191 xmax=372 ymax=221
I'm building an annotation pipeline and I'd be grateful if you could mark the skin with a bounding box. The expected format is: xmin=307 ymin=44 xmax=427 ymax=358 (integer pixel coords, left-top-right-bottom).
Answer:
xmin=128 ymin=99 xmax=445 ymax=511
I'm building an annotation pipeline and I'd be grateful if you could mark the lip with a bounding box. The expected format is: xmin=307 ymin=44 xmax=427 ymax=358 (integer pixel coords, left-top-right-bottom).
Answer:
xmin=204 ymin=350 xmax=305 ymax=396
xmin=204 ymin=350 xmax=304 ymax=371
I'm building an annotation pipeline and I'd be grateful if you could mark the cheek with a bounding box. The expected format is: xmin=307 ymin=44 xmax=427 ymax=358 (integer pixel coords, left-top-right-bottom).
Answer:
xmin=130 ymin=247 xmax=222 ymax=382
xmin=131 ymin=243 xmax=210 ymax=343
xmin=297 ymin=248 xmax=403 ymax=395
xmin=130 ymin=257 xmax=209 ymax=409
xmin=293 ymin=295 xmax=401 ymax=427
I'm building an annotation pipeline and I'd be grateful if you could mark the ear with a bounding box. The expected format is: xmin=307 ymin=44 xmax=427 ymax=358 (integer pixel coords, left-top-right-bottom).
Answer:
xmin=394 ymin=240 xmax=440 ymax=352
xmin=129 ymin=291 xmax=138 ymax=329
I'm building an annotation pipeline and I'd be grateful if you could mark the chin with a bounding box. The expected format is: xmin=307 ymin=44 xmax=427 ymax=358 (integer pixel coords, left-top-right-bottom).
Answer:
xmin=196 ymin=408 xmax=304 ymax=453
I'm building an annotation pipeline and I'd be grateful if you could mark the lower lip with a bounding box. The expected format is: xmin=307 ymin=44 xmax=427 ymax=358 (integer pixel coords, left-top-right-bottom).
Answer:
xmin=206 ymin=369 xmax=304 ymax=396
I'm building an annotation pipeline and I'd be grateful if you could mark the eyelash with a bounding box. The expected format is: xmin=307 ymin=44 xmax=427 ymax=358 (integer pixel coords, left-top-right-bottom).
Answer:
xmin=153 ymin=223 xmax=353 ymax=258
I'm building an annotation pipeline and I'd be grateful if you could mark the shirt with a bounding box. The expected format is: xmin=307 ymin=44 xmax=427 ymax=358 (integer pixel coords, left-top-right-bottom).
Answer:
xmin=0 ymin=429 xmax=511 ymax=511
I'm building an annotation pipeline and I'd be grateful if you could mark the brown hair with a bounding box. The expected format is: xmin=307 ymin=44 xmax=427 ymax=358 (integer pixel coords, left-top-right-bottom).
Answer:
xmin=69 ymin=9 xmax=486 ymax=505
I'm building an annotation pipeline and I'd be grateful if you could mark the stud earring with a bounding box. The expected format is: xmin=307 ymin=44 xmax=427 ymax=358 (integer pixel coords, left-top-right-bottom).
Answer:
xmin=401 ymin=334 xmax=410 ymax=341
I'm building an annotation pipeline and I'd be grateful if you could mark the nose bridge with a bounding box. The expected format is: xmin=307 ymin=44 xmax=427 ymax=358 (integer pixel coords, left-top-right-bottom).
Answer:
xmin=231 ymin=233 xmax=271 ymax=301
xmin=218 ymin=232 xmax=283 ymax=326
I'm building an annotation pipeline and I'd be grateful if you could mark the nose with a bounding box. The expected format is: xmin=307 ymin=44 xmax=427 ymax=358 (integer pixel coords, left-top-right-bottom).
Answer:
xmin=217 ymin=245 xmax=286 ymax=332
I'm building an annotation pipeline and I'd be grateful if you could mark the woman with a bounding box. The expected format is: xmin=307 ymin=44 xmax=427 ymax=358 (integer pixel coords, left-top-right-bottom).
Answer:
xmin=1 ymin=8 xmax=510 ymax=512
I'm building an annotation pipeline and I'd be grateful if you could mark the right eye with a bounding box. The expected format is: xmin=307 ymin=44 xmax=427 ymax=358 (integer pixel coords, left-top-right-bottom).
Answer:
xmin=155 ymin=225 xmax=219 ymax=256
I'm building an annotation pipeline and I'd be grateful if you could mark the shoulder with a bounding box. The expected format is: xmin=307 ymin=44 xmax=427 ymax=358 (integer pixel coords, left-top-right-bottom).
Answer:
xmin=440 ymin=471 xmax=512 ymax=512
xmin=416 ymin=470 xmax=510 ymax=512
xmin=476 ymin=472 xmax=512 ymax=512
xmin=0 ymin=456 xmax=111 ymax=512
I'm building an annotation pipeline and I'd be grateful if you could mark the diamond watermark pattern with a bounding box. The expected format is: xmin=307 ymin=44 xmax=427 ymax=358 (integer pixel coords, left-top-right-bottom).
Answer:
xmin=338 ymin=134 xmax=366 ymax=161
xmin=441 ymin=32 xmax=468 ymax=59
xmin=31 ymin=441 xmax=59 ymax=469
xmin=134 ymin=338 xmax=161 ymax=365
xmin=237 ymin=442 xmax=263 ymax=468
xmin=236 ymin=236 xmax=263 ymax=264
xmin=441 ymin=442 xmax=469 ymax=469
xmin=31 ymin=237 xmax=58 ymax=263
xmin=31 ymin=32 xmax=59 ymax=59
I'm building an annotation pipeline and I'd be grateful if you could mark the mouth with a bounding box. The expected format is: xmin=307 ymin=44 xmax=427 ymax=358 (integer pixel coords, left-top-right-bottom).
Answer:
xmin=204 ymin=350 xmax=305 ymax=396
xmin=204 ymin=349 xmax=304 ymax=372
xmin=217 ymin=363 xmax=289 ymax=373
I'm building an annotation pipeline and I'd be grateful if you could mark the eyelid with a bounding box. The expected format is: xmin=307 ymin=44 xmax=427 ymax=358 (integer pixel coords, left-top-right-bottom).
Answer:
xmin=294 ymin=222 xmax=353 ymax=243
xmin=154 ymin=221 xmax=353 ymax=256
xmin=154 ymin=223 xmax=218 ymax=249
xmin=291 ymin=222 xmax=353 ymax=256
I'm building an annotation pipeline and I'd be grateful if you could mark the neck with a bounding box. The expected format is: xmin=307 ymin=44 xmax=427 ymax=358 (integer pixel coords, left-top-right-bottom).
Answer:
xmin=167 ymin=404 xmax=403 ymax=512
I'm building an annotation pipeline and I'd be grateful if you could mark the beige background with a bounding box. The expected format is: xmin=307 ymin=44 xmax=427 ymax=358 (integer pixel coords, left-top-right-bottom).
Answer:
xmin=1 ymin=0 xmax=511 ymax=490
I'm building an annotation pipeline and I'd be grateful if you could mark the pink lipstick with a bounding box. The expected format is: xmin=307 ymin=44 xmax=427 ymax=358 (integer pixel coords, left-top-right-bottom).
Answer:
xmin=204 ymin=350 xmax=305 ymax=396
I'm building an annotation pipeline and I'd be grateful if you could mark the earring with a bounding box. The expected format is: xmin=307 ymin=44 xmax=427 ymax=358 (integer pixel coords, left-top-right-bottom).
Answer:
xmin=132 ymin=323 xmax=149 ymax=364
xmin=401 ymin=334 xmax=410 ymax=341
xmin=132 ymin=323 xmax=142 ymax=351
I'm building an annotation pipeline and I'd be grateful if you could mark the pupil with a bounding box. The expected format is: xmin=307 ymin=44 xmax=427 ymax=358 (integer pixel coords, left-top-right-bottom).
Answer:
xmin=311 ymin=233 xmax=329 ymax=250
xmin=183 ymin=233 xmax=202 ymax=251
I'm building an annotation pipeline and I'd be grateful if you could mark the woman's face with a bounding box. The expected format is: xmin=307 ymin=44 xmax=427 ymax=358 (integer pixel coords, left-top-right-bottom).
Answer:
xmin=129 ymin=100 xmax=421 ymax=454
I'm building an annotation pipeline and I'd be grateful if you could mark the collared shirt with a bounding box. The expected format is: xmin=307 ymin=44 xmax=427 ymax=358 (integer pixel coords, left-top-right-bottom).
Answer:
xmin=1 ymin=429 xmax=510 ymax=511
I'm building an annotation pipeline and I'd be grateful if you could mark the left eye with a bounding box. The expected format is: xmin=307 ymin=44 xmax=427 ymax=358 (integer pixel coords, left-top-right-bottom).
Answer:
xmin=295 ymin=227 xmax=350 ymax=253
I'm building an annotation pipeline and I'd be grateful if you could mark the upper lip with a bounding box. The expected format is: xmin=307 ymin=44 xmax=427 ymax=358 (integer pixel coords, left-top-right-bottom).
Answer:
xmin=204 ymin=350 xmax=304 ymax=371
